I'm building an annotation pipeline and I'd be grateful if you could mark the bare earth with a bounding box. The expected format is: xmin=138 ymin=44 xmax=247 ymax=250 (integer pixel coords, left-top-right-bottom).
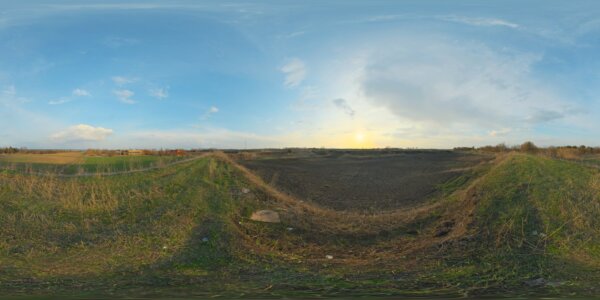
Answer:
xmin=239 ymin=150 xmax=491 ymax=211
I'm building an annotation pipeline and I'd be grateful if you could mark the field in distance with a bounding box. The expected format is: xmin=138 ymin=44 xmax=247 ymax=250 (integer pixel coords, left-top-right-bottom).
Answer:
xmin=0 ymin=151 xmax=189 ymax=175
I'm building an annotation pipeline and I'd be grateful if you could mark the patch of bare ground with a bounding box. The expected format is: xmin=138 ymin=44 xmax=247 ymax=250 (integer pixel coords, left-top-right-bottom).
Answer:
xmin=237 ymin=150 xmax=491 ymax=211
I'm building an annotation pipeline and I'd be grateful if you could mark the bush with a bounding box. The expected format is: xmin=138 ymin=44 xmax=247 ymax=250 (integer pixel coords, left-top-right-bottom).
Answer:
xmin=520 ymin=141 xmax=538 ymax=153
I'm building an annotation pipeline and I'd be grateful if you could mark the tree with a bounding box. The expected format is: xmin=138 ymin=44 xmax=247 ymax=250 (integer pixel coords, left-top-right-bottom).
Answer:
xmin=520 ymin=141 xmax=538 ymax=153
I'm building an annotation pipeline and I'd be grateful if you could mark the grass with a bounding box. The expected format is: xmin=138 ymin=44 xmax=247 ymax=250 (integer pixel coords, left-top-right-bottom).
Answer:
xmin=0 ymin=152 xmax=84 ymax=164
xmin=430 ymin=154 xmax=600 ymax=296
xmin=0 ymin=154 xmax=187 ymax=175
xmin=1 ymin=152 xmax=600 ymax=297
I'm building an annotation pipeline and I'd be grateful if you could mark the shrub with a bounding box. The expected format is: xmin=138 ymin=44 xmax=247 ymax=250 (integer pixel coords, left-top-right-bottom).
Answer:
xmin=520 ymin=141 xmax=538 ymax=153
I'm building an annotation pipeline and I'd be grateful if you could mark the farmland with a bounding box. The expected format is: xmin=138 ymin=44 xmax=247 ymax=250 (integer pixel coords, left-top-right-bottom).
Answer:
xmin=1 ymin=149 xmax=600 ymax=298
xmin=239 ymin=150 xmax=491 ymax=211
xmin=0 ymin=152 xmax=188 ymax=175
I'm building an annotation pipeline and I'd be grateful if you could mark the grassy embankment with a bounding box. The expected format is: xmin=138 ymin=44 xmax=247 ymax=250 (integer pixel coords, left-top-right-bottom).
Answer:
xmin=1 ymin=152 xmax=600 ymax=297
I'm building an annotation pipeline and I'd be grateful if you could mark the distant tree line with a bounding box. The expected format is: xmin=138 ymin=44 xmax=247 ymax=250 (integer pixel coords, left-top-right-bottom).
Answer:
xmin=1 ymin=147 xmax=79 ymax=154
xmin=0 ymin=147 xmax=21 ymax=154
xmin=456 ymin=142 xmax=600 ymax=159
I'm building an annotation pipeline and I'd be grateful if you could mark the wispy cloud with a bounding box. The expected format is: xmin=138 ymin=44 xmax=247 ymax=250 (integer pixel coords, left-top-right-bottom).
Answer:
xmin=488 ymin=128 xmax=512 ymax=137
xmin=45 ymin=3 xmax=170 ymax=11
xmin=439 ymin=16 xmax=519 ymax=29
xmin=48 ymin=97 xmax=70 ymax=105
xmin=149 ymin=87 xmax=169 ymax=100
xmin=526 ymin=110 xmax=564 ymax=123
xmin=1 ymin=85 xmax=28 ymax=105
xmin=281 ymin=58 xmax=306 ymax=88
xmin=102 ymin=36 xmax=139 ymax=48
xmin=112 ymin=76 xmax=136 ymax=86
xmin=201 ymin=106 xmax=219 ymax=119
xmin=72 ymin=88 xmax=90 ymax=97
xmin=113 ymin=89 xmax=136 ymax=104
xmin=51 ymin=124 xmax=113 ymax=142
xmin=365 ymin=14 xmax=408 ymax=22
xmin=332 ymin=98 xmax=355 ymax=117
xmin=3 ymin=85 xmax=16 ymax=97
xmin=48 ymin=88 xmax=90 ymax=105
xmin=278 ymin=31 xmax=306 ymax=39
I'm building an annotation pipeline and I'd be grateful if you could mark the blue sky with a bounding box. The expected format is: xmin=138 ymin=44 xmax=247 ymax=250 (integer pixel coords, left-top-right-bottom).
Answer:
xmin=1 ymin=1 xmax=599 ymax=149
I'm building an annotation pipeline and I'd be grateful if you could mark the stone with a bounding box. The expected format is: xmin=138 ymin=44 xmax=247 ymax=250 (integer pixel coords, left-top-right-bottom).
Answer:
xmin=250 ymin=210 xmax=281 ymax=223
xmin=325 ymin=255 xmax=333 ymax=259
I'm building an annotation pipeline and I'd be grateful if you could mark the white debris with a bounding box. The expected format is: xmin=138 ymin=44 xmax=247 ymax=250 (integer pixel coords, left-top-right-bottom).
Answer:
xmin=287 ymin=227 xmax=294 ymax=231
xmin=241 ymin=188 xmax=250 ymax=194
xmin=325 ymin=255 xmax=333 ymax=260
xmin=250 ymin=210 xmax=281 ymax=223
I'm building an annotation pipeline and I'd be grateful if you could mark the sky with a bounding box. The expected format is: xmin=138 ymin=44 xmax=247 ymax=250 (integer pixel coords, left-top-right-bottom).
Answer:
xmin=1 ymin=1 xmax=600 ymax=149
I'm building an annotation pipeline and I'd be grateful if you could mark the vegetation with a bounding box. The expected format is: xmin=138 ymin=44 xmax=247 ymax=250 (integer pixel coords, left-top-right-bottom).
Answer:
xmin=1 ymin=149 xmax=600 ymax=297
xmin=0 ymin=153 xmax=189 ymax=175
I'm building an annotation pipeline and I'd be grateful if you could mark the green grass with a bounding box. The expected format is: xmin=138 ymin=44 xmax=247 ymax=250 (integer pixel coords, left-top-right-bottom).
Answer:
xmin=0 ymin=155 xmax=186 ymax=175
xmin=80 ymin=155 xmax=184 ymax=173
xmin=2 ymin=153 xmax=600 ymax=297
xmin=430 ymin=154 xmax=600 ymax=296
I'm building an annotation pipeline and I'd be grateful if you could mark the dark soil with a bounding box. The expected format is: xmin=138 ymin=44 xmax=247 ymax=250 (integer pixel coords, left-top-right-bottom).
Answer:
xmin=239 ymin=150 xmax=490 ymax=211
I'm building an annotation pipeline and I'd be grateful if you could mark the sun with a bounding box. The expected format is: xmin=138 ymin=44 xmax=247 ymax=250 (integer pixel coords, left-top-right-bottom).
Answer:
xmin=354 ymin=131 xmax=365 ymax=143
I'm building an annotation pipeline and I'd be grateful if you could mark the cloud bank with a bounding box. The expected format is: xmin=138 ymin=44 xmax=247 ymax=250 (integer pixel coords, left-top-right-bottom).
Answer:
xmin=51 ymin=124 xmax=113 ymax=142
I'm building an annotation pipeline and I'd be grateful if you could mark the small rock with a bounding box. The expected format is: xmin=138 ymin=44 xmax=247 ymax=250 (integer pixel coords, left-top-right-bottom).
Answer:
xmin=250 ymin=210 xmax=281 ymax=223
xmin=325 ymin=255 xmax=333 ymax=260
xmin=241 ymin=188 xmax=250 ymax=194
xmin=202 ymin=237 xmax=209 ymax=243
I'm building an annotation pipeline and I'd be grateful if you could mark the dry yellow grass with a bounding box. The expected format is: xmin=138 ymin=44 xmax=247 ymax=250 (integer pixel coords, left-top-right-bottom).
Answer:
xmin=0 ymin=152 xmax=84 ymax=164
